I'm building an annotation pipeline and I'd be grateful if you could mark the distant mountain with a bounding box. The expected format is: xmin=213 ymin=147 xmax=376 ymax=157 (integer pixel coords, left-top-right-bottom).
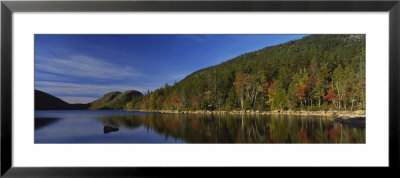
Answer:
xmin=35 ymin=89 xmax=143 ymax=110
xmin=35 ymin=90 xmax=90 ymax=110
xmin=89 ymin=90 xmax=143 ymax=110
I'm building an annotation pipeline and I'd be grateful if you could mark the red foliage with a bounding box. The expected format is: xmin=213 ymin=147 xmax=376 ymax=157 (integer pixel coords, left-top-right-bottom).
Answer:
xmin=168 ymin=96 xmax=180 ymax=106
xmin=324 ymin=90 xmax=339 ymax=102
xmin=295 ymin=83 xmax=306 ymax=101
xmin=191 ymin=97 xmax=200 ymax=108
xmin=191 ymin=96 xmax=199 ymax=103
xmin=173 ymin=96 xmax=180 ymax=105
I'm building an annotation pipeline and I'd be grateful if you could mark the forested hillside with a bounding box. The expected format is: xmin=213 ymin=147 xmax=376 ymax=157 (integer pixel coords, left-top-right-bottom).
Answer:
xmin=90 ymin=90 xmax=143 ymax=110
xmin=127 ymin=34 xmax=366 ymax=111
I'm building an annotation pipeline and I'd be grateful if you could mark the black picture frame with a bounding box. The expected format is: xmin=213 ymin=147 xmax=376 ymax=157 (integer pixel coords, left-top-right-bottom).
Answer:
xmin=1 ymin=0 xmax=399 ymax=177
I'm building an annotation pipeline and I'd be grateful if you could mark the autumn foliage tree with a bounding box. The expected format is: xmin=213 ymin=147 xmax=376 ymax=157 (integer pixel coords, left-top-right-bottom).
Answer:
xmin=233 ymin=72 xmax=249 ymax=110
xmin=324 ymin=90 xmax=339 ymax=110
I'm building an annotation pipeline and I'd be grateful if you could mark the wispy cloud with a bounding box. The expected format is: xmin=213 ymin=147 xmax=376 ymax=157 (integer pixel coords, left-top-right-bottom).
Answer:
xmin=34 ymin=72 xmax=73 ymax=82
xmin=35 ymin=55 xmax=142 ymax=80
xmin=35 ymin=81 xmax=158 ymax=96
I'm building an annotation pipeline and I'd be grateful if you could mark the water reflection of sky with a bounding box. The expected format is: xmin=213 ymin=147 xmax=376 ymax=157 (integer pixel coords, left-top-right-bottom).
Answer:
xmin=35 ymin=110 xmax=365 ymax=144
xmin=35 ymin=110 xmax=184 ymax=143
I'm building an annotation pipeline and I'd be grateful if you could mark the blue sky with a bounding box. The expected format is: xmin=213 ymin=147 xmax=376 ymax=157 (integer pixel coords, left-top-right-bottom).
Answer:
xmin=35 ymin=34 xmax=307 ymax=104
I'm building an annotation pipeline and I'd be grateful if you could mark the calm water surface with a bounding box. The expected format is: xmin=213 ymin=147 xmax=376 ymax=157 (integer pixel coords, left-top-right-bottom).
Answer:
xmin=35 ymin=110 xmax=365 ymax=143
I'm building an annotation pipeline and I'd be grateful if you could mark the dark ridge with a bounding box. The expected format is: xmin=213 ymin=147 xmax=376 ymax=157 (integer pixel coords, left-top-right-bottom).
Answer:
xmin=35 ymin=90 xmax=90 ymax=110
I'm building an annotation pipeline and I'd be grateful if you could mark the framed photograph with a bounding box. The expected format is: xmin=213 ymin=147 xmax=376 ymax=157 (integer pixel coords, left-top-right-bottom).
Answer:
xmin=1 ymin=0 xmax=399 ymax=176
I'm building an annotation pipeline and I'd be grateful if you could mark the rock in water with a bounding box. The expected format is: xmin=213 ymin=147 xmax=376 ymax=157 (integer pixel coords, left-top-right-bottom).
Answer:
xmin=104 ymin=125 xmax=119 ymax=134
xmin=333 ymin=117 xmax=366 ymax=129
xmin=334 ymin=118 xmax=344 ymax=123
xmin=342 ymin=117 xmax=366 ymax=124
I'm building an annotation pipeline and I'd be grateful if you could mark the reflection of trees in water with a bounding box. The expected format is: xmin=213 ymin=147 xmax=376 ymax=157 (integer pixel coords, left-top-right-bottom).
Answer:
xmin=267 ymin=115 xmax=365 ymax=143
xmin=96 ymin=114 xmax=365 ymax=143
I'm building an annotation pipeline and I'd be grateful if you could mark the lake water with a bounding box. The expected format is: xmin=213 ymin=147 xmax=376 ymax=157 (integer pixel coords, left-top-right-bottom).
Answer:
xmin=35 ymin=110 xmax=365 ymax=143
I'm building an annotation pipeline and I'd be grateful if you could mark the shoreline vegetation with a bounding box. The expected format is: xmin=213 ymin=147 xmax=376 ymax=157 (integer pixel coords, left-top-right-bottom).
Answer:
xmin=133 ymin=109 xmax=366 ymax=119
xmin=34 ymin=89 xmax=366 ymax=119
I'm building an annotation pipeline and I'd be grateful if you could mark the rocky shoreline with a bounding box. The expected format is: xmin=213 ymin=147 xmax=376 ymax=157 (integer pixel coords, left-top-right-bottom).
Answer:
xmin=135 ymin=109 xmax=366 ymax=118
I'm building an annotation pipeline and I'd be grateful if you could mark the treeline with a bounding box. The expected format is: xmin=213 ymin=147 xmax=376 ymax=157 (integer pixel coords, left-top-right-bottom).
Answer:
xmin=126 ymin=35 xmax=366 ymax=111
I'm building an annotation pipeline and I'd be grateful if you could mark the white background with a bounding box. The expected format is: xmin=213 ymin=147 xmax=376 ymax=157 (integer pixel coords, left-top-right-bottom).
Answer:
xmin=13 ymin=12 xmax=389 ymax=167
